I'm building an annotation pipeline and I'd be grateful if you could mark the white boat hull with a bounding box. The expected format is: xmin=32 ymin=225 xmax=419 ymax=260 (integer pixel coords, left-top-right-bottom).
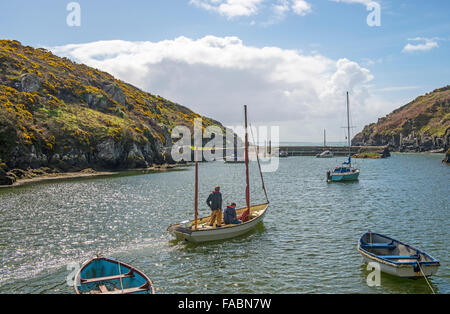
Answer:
xmin=358 ymin=232 xmax=440 ymax=278
xmin=360 ymin=252 xmax=440 ymax=278
xmin=168 ymin=204 xmax=268 ymax=243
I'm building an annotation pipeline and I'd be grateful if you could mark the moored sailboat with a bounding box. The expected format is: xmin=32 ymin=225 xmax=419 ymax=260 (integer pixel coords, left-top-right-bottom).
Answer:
xmin=327 ymin=92 xmax=360 ymax=182
xmin=168 ymin=105 xmax=270 ymax=243
xmin=316 ymin=129 xmax=334 ymax=158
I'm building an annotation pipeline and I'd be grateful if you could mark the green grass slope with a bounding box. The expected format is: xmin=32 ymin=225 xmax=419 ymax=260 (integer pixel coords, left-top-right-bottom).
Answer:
xmin=0 ymin=40 xmax=226 ymax=182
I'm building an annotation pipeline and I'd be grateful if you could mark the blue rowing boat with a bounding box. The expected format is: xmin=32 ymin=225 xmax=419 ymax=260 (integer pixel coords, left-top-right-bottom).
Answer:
xmin=74 ymin=256 xmax=154 ymax=294
xmin=358 ymin=232 xmax=440 ymax=278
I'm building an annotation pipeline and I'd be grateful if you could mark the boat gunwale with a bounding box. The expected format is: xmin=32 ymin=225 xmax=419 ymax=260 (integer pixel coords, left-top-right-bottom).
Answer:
xmin=357 ymin=232 xmax=440 ymax=267
xmin=168 ymin=203 xmax=269 ymax=235
xmin=331 ymin=168 xmax=360 ymax=175
xmin=74 ymin=256 xmax=155 ymax=294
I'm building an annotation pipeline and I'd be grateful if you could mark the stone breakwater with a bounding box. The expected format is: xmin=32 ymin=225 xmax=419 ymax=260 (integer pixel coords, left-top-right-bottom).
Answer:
xmin=278 ymin=145 xmax=391 ymax=158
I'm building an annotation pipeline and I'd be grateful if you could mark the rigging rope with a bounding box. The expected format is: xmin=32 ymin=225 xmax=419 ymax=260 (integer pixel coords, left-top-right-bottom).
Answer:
xmin=249 ymin=124 xmax=269 ymax=204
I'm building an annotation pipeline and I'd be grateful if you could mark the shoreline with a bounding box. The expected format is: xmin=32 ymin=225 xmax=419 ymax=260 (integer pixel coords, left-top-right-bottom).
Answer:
xmin=0 ymin=164 xmax=185 ymax=189
xmin=0 ymin=170 xmax=116 ymax=189
xmin=1 ymin=151 xmax=446 ymax=190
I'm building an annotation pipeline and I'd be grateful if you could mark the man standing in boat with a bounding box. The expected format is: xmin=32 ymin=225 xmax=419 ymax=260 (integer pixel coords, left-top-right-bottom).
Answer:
xmin=206 ymin=185 xmax=223 ymax=227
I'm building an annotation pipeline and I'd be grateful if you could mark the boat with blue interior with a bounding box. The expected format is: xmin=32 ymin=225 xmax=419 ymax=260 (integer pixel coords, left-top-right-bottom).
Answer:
xmin=74 ymin=256 xmax=154 ymax=294
xmin=358 ymin=232 xmax=440 ymax=278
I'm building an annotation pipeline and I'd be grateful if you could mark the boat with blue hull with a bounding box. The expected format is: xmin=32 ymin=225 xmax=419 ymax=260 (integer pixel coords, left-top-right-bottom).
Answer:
xmin=74 ymin=256 xmax=154 ymax=294
xmin=327 ymin=156 xmax=360 ymax=182
xmin=358 ymin=232 xmax=440 ymax=278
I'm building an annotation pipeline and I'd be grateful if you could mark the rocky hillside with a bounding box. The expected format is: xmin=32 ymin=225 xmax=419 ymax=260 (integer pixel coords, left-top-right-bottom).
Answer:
xmin=0 ymin=40 xmax=226 ymax=185
xmin=352 ymin=86 xmax=450 ymax=152
xmin=444 ymin=149 xmax=450 ymax=163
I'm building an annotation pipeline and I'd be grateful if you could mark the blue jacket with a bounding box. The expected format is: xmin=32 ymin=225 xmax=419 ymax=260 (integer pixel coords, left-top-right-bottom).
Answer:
xmin=206 ymin=191 xmax=222 ymax=210
xmin=223 ymin=205 xmax=238 ymax=224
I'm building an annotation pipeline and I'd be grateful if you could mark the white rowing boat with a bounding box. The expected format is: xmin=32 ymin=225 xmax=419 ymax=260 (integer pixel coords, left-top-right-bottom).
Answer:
xmin=358 ymin=232 xmax=440 ymax=278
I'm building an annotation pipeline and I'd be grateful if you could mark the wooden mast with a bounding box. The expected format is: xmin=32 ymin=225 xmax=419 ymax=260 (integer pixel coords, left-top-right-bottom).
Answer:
xmin=244 ymin=105 xmax=250 ymax=214
xmin=194 ymin=149 xmax=198 ymax=230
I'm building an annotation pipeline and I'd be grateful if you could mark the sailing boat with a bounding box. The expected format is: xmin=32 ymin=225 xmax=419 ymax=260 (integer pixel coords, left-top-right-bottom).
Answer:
xmin=224 ymin=134 xmax=245 ymax=163
xmin=316 ymin=129 xmax=334 ymax=158
xmin=168 ymin=106 xmax=270 ymax=243
xmin=326 ymin=92 xmax=360 ymax=182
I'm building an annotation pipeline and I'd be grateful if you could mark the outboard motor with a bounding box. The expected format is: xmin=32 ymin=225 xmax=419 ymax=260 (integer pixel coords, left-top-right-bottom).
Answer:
xmin=326 ymin=171 xmax=331 ymax=182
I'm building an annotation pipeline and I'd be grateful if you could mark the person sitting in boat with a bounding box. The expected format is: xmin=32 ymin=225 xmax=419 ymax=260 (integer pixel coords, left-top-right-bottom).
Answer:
xmin=223 ymin=203 xmax=242 ymax=225
xmin=206 ymin=185 xmax=223 ymax=227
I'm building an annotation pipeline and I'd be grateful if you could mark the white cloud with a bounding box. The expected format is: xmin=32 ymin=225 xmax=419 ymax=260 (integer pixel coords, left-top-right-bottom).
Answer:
xmin=51 ymin=36 xmax=383 ymax=141
xmin=402 ymin=37 xmax=439 ymax=53
xmin=291 ymin=0 xmax=312 ymax=16
xmin=272 ymin=0 xmax=290 ymax=18
xmin=189 ymin=0 xmax=265 ymax=18
xmin=330 ymin=0 xmax=374 ymax=5
xmin=190 ymin=0 xmax=312 ymax=20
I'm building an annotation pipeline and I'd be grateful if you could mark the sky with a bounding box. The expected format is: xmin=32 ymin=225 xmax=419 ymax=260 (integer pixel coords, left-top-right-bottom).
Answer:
xmin=0 ymin=0 xmax=449 ymax=142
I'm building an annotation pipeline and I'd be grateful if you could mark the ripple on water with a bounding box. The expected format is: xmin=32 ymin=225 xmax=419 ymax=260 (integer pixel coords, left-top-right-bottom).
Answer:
xmin=0 ymin=154 xmax=449 ymax=294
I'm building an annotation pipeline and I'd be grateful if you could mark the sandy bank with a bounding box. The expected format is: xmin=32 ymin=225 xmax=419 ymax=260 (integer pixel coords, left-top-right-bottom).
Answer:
xmin=0 ymin=164 xmax=182 ymax=189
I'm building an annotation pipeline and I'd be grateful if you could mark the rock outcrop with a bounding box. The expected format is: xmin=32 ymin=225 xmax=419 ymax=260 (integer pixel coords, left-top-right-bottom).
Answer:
xmin=353 ymin=86 xmax=450 ymax=153
xmin=20 ymin=74 xmax=41 ymax=92
xmin=444 ymin=149 xmax=450 ymax=163
xmin=103 ymin=82 xmax=126 ymax=106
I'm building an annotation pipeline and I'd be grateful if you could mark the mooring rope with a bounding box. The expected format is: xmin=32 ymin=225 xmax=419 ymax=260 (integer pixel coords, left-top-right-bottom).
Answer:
xmin=417 ymin=262 xmax=435 ymax=294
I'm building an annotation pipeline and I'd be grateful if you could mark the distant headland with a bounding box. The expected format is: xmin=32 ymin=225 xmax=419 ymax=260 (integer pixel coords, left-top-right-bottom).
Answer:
xmin=352 ymin=86 xmax=449 ymax=158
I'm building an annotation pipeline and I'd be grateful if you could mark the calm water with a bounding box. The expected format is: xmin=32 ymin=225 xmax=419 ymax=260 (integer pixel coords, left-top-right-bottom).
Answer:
xmin=0 ymin=153 xmax=449 ymax=294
